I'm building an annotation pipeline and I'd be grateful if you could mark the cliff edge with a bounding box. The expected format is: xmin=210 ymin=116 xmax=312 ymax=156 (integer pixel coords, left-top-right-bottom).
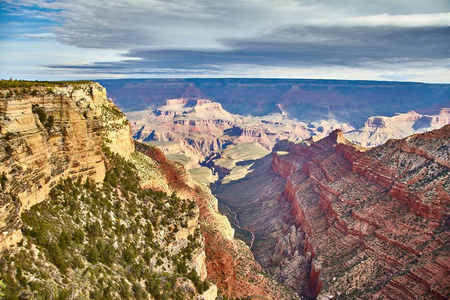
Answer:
xmin=217 ymin=126 xmax=450 ymax=299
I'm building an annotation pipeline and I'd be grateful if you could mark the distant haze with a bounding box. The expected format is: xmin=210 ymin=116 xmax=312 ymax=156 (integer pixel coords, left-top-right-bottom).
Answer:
xmin=99 ymin=78 xmax=450 ymax=127
xmin=1 ymin=0 xmax=450 ymax=82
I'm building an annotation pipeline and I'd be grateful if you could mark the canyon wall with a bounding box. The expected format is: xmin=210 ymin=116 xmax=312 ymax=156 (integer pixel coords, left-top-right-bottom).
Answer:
xmin=345 ymin=109 xmax=450 ymax=147
xmin=135 ymin=142 xmax=299 ymax=299
xmin=217 ymin=126 xmax=449 ymax=299
xmin=99 ymin=78 xmax=450 ymax=127
xmin=0 ymin=82 xmax=133 ymax=250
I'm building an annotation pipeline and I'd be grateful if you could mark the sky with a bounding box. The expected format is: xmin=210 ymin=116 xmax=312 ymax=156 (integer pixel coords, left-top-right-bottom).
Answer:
xmin=1 ymin=0 xmax=450 ymax=82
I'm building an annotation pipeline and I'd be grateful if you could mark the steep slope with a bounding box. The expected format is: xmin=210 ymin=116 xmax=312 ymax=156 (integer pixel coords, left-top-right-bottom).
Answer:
xmin=0 ymin=80 xmax=299 ymax=299
xmin=0 ymin=81 xmax=215 ymax=299
xmin=134 ymin=142 xmax=299 ymax=299
xmin=1 ymin=151 xmax=213 ymax=299
xmin=216 ymin=126 xmax=450 ymax=299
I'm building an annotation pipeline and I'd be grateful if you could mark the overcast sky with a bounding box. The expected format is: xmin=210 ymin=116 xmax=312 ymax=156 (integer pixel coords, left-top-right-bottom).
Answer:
xmin=1 ymin=0 xmax=449 ymax=82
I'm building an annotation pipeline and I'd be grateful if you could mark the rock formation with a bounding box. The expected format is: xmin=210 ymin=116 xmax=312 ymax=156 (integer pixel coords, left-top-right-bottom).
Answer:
xmin=129 ymin=96 xmax=352 ymax=170
xmin=135 ymin=142 xmax=299 ymax=299
xmin=1 ymin=83 xmax=103 ymax=249
xmin=99 ymin=78 xmax=450 ymax=128
xmin=346 ymin=108 xmax=450 ymax=147
xmin=0 ymin=81 xmax=299 ymax=299
xmin=216 ymin=125 xmax=450 ymax=299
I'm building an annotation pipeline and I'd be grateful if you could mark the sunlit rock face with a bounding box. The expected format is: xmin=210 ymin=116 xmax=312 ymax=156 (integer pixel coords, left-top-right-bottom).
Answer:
xmin=345 ymin=108 xmax=450 ymax=147
xmin=128 ymin=95 xmax=352 ymax=168
xmin=216 ymin=126 xmax=450 ymax=299
xmin=0 ymin=82 xmax=134 ymax=249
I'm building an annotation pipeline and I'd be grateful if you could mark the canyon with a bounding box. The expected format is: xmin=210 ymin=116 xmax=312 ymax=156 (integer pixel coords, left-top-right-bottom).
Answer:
xmin=108 ymin=78 xmax=450 ymax=298
xmin=0 ymin=79 xmax=449 ymax=299
xmin=99 ymin=79 xmax=450 ymax=129
xmin=0 ymin=81 xmax=298 ymax=299
xmin=216 ymin=126 xmax=450 ymax=299
xmin=129 ymin=97 xmax=351 ymax=160
xmin=111 ymin=79 xmax=449 ymax=189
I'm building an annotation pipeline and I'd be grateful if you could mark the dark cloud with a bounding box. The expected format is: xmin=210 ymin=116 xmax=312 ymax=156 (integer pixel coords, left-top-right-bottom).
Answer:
xmin=47 ymin=25 xmax=450 ymax=74
xmin=7 ymin=0 xmax=449 ymax=80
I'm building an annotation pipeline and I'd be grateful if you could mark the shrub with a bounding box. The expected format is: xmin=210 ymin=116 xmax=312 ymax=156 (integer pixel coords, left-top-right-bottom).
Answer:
xmin=32 ymin=104 xmax=46 ymax=125
xmin=45 ymin=115 xmax=54 ymax=129
xmin=58 ymin=229 xmax=72 ymax=250
xmin=4 ymin=144 xmax=13 ymax=156
xmin=0 ymin=172 xmax=6 ymax=190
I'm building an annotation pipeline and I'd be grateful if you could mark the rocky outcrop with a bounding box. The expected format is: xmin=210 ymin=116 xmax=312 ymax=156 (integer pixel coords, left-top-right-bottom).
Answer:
xmin=216 ymin=126 xmax=450 ymax=299
xmin=0 ymin=83 xmax=105 ymax=249
xmin=0 ymin=82 xmax=134 ymax=250
xmin=102 ymin=101 xmax=135 ymax=159
xmin=346 ymin=109 xmax=450 ymax=147
xmin=130 ymin=98 xmax=239 ymax=160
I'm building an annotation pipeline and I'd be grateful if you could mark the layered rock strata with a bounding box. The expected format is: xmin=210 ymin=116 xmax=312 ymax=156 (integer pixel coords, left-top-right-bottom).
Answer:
xmin=129 ymin=97 xmax=351 ymax=168
xmin=217 ymin=126 xmax=450 ymax=299
xmin=346 ymin=109 xmax=450 ymax=147
xmin=0 ymin=82 xmax=135 ymax=250
xmin=1 ymin=83 xmax=98 ymax=248
xmin=135 ymin=142 xmax=299 ymax=299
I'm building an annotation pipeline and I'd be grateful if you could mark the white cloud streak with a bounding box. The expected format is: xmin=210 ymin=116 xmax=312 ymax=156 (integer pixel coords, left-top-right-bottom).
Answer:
xmin=2 ymin=0 xmax=450 ymax=81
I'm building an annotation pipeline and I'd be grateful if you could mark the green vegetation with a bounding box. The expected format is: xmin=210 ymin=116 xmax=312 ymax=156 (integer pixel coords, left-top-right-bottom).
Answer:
xmin=0 ymin=79 xmax=93 ymax=89
xmin=31 ymin=104 xmax=54 ymax=131
xmin=102 ymin=104 xmax=125 ymax=120
xmin=0 ymin=172 xmax=6 ymax=190
xmin=0 ymin=147 xmax=209 ymax=299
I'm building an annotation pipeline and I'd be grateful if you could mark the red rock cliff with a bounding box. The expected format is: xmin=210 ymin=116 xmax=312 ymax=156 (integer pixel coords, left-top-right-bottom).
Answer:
xmin=218 ymin=125 xmax=449 ymax=299
xmin=270 ymin=126 xmax=450 ymax=299
xmin=135 ymin=142 xmax=299 ymax=299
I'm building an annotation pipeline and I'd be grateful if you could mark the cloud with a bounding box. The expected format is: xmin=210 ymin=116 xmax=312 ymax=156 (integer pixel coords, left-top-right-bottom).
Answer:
xmin=47 ymin=26 xmax=450 ymax=70
xmin=6 ymin=0 xmax=450 ymax=50
xmin=2 ymin=0 xmax=450 ymax=81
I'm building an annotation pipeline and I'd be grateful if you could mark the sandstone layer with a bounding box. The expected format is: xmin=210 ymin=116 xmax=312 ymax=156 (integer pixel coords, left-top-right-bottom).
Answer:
xmin=0 ymin=83 xmax=117 ymax=249
xmin=0 ymin=82 xmax=134 ymax=249
xmin=216 ymin=126 xmax=450 ymax=299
